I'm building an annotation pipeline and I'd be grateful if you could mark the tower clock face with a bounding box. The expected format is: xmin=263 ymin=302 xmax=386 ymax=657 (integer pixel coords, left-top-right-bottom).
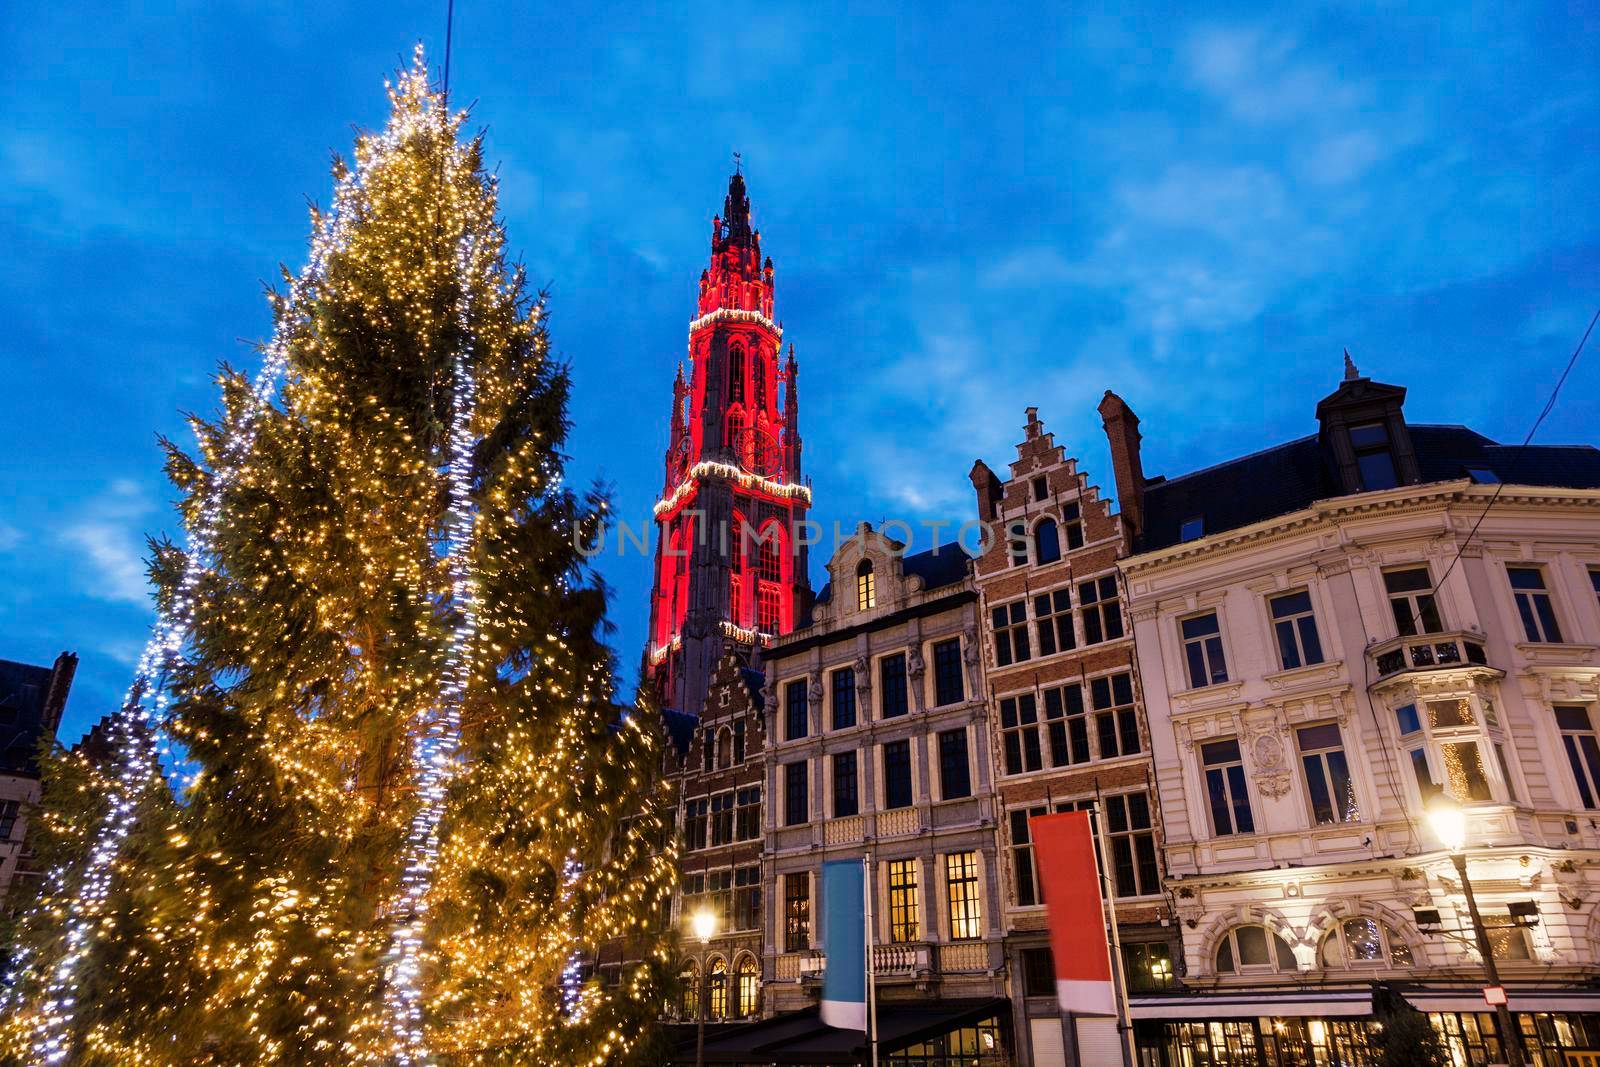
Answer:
xmin=669 ymin=434 xmax=693 ymax=482
xmin=737 ymin=426 xmax=782 ymax=477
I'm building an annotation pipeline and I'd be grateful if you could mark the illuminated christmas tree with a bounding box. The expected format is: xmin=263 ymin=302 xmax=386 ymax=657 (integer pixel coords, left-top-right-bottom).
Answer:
xmin=2 ymin=50 xmax=675 ymax=1065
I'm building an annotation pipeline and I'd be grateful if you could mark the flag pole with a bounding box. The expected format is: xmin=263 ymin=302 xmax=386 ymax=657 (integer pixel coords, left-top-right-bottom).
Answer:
xmin=1089 ymin=804 xmax=1136 ymax=1067
xmin=864 ymin=851 xmax=879 ymax=1067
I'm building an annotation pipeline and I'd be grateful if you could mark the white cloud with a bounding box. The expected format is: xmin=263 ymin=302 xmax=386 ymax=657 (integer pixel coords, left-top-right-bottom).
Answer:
xmin=0 ymin=522 xmax=21 ymax=553
xmin=59 ymin=481 xmax=156 ymax=607
xmin=1185 ymin=27 xmax=1371 ymax=124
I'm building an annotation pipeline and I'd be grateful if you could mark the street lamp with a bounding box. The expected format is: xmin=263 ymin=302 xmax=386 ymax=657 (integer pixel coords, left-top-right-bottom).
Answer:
xmin=1427 ymin=796 xmax=1525 ymax=1067
xmin=692 ymin=910 xmax=718 ymax=1067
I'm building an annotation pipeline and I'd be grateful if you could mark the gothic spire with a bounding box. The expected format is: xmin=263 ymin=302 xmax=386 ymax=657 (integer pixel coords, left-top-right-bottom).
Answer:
xmin=717 ymin=170 xmax=754 ymax=251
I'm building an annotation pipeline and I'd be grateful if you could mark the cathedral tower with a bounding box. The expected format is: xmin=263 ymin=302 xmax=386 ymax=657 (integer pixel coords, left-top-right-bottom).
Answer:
xmin=646 ymin=171 xmax=812 ymax=715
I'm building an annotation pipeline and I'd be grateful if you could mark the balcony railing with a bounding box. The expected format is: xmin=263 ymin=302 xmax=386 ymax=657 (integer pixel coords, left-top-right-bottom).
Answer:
xmin=872 ymin=943 xmax=931 ymax=976
xmin=1370 ymin=629 xmax=1492 ymax=680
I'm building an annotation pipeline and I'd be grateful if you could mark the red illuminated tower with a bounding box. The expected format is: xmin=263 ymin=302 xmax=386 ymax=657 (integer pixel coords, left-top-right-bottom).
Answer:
xmin=646 ymin=171 xmax=811 ymax=715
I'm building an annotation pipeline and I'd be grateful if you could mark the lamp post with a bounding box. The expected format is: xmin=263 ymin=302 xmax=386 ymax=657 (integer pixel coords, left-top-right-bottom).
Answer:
xmin=692 ymin=910 xmax=718 ymax=1067
xmin=1428 ymin=797 xmax=1525 ymax=1067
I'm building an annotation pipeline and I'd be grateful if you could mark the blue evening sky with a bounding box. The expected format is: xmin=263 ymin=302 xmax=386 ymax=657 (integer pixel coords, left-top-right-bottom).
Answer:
xmin=3 ymin=3 xmax=1597 ymax=742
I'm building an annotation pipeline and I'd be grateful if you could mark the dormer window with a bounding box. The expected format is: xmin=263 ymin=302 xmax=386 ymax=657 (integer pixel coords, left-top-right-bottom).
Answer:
xmin=856 ymin=559 xmax=876 ymax=611
xmin=1179 ymin=516 xmax=1205 ymax=543
xmin=1350 ymin=422 xmax=1399 ymax=491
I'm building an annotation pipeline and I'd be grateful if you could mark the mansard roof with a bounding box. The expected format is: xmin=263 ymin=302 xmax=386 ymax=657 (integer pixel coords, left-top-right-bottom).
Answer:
xmin=1138 ymin=424 xmax=1600 ymax=553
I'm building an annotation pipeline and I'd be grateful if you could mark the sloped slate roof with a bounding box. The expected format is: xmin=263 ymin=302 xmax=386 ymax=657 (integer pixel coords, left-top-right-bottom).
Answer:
xmin=1138 ymin=424 xmax=1600 ymax=553
xmin=659 ymin=708 xmax=697 ymax=756
xmin=0 ymin=659 xmax=54 ymax=777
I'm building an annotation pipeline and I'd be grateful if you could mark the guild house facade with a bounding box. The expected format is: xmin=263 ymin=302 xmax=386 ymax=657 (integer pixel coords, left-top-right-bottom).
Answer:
xmin=1111 ymin=361 xmax=1600 ymax=1065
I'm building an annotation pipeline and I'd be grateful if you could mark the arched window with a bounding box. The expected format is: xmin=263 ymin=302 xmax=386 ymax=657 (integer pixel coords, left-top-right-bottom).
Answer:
xmin=756 ymin=522 xmax=787 ymax=633
xmin=725 ymin=407 xmax=746 ymax=451
xmin=735 ymin=954 xmax=760 ymax=1018
xmin=856 ymin=559 xmax=877 ymax=611
xmin=730 ymin=512 xmax=749 ymax=626
xmin=1214 ymin=925 xmax=1298 ymax=975
xmin=680 ymin=960 xmax=700 ymax=1019
xmin=717 ymin=726 xmax=734 ymax=771
xmin=1319 ymin=917 xmax=1413 ymax=968
xmin=708 ymin=956 xmax=728 ymax=1019
xmin=752 ymin=350 xmax=767 ymax=411
xmin=728 ymin=345 xmax=746 ymax=405
xmin=1034 ymin=518 xmax=1062 ymax=564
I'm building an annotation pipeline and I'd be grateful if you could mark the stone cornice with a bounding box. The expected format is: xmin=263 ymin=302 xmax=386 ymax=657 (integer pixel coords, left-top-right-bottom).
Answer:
xmin=1122 ymin=480 xmax=1600 ymax=578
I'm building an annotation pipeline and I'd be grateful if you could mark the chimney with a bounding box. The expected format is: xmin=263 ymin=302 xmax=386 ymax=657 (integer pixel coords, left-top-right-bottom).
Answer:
xmin=1098 ymin=390 xmax=1146 ymax=538
xmin=969 ymin=459 xmax=1004 ymax=522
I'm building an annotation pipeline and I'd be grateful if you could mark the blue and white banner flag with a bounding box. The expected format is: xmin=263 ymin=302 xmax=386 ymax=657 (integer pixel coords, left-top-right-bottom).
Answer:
xmin=820 ymin=859 xmax=867 ymax=1031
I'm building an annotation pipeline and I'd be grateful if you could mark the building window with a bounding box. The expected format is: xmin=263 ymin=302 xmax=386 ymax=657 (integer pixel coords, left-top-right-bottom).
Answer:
xmin=856 ymin=559 xmax=876 ymax=611
xmin=938 ymin=728 xmax=971 ymax=800
xmin=1590 ymin=567 xmax=1600 ymax=608
xmin=999 ymin=693 xmax=1043 ymax=776
xmin=1034 ymin=518 xmax=1061 ymax=564
xmin=992 ymin=601 xmax=1031 ymax=666
xmin=1009 ymin=809 xmax=1041 ymax=906
xmin=728 ymin=345 xmax=746 ymax=404
xmin=1202 ymin=739 xmax=1255 ymax=836
xmin=831 ymin=667 xmax=858 ymax=730
xmin=1034 ymin=588 xmax=1075 ymax=656
xmin=1181 ymin=612 xmax=1228 ymax=688
xmin=711 ymin=791 xmax=735 ymax=846
xmin=735 ymin=786 xmax=761 ymax=840
xmin=879 ymin=653 xmax=908 ymax=719
xmin=1508 ymin=565 xmax=1563 ymax=643
xmin=1319 ymin=917 xmax=1412 ymax=968
xmin=1090 ymin=672 xmax=1140 ymax=758
xmin=1270 ymin=590 xmax=1324 ymax=669
xmin=1394 ymin=703 xmax=1439 ymax=799
xmin=1007 ymin=520 xmax=1028 ymax=566
xmin=1032 ymin=475 xmax=1049 ymax=502
xmin=1350 ymin=421 xmax=1399 ymax=490
xmin=783 ymin=760 xmax=809 ymax=826
xmin=1556 ymin=705 xmax=1600 ymax=809
xmin=1489 ymin=919 xmax=1533 ymax=962
xmin=1045 ymin=683 xmax=1092 ymax=766
xmin=702 ymin=727 xmax=715 ymax=772
xmin=1021 ymin=947 xmax=1055 ymax=996
xmin=733 ymin=866 xmax=761 ymax=932
xmin=1079 ymin=575 xmax=1123 ymax=644
xmin=1385 ymin=567 xmax=1443 ymax=636
xmin=1103 ymin=792 xmax=1161 ymax=898
xmin=708 ymin=956 xmax=728 ymax=1019
xmin=882 ymin=739 xmax=913 ymax=809
xmin=680 ymin=961 xmax=700 ymax=1019
xmin=1124 ymin=942 xmax=1175 ymax=992
xmin=684 ymin=798 xmax=708 ymax=851
xmin=734 ymin=954 xmax=760 ymax=1017
xmin=732 ymin=719 xmax=746 ymax=763
xmin=717 ymin=726 xmax=734 ymax=770
xmin=784 ymin=679 xmax=809 ymax=741
xmin=1214 ymin=925 xmax=1297 ymax=974
xmin=932 ymin=638 xmax=964 ymax=706
xmin=1179 ymin=516 xmax=1205 ymax=542
xmin=1061 ymin=501 xmax=1085 ymax=550
xmin=945 ymin=851 xmax=982 ymax=940
xmin=1297 ymin=722 xmax=1358 ymax=824
xmin=832 ymin=751 xmax=859 ymax=818
xmin=783 ymin=873 xmax=810 ymax=951
xmin=887 ymin=859 xmax=920 ymax=943
xmin=0 ymin=799 xmax=18 ymax=841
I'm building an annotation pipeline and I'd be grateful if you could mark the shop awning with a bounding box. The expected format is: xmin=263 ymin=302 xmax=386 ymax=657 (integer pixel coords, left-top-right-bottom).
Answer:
xmin=667 ymin=997 xmax=1010 ymax=1065
xmin=1402 ymin=988 xmax=1600 ymax=1014
xmin=1129 ymin=988 xmax=1374 ymax=1020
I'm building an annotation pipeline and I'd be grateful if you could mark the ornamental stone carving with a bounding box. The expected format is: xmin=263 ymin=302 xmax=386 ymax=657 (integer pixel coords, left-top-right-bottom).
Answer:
xmin=1244 ymin=713 xmax=1293 ymax=799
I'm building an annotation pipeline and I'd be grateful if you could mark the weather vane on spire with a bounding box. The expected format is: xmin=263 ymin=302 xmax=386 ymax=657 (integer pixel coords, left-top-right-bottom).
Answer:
xmin=733 ymin=151 xmax=742 ymax=175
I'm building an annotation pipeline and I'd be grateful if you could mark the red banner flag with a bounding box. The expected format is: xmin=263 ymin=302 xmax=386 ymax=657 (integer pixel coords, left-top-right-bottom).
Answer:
xmin=1030 ymin=811 xmax=1118 ymax=1016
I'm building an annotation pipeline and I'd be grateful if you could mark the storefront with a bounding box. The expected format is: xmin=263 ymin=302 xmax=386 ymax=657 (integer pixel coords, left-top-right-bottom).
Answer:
xmin=1129 ymin=986 xmax=1600 ymax=1067
xmin=668 ymin=997 xmax=1011 ymax=1066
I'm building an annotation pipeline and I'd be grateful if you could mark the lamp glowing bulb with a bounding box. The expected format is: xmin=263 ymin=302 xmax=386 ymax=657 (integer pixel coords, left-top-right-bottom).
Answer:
xmin=691 ymin=910 xmax=718 ymax=944
xmin=1427 ymin=794 xmax=1467 ymax=852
